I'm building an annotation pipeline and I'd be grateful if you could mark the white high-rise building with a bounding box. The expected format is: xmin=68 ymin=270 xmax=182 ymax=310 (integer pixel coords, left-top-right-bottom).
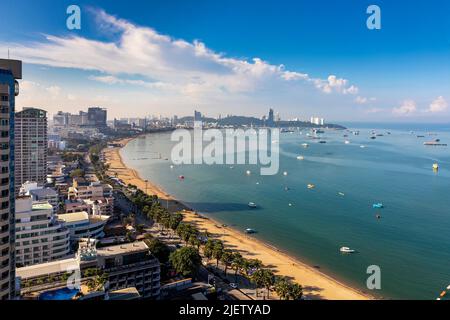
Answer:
xmin=15 ymin=196 xmax=70 ymax=267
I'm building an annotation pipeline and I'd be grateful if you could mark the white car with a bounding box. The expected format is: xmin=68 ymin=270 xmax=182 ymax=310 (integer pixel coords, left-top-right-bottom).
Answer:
xmin=229 ymin=283 xmax=238 ymax=289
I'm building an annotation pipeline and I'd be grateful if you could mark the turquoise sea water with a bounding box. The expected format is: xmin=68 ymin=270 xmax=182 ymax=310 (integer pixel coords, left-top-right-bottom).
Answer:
xmin=121 ymin=124 xmax=450 ymax=299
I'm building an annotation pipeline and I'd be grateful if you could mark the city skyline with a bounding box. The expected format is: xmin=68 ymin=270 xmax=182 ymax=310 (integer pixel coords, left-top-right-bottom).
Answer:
xmin=0 ymin=0 xmax=449 ymax=122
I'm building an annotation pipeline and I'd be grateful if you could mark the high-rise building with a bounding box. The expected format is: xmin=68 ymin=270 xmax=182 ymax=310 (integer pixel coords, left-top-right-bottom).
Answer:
xmin=194 ymin=110 xmax=202 ymax=121
xmin=0 ymin=58 xmax=22 ymax=300
xmin=15 ymin=108 xmax=48 ymax=195
xmin=267 ymin=108 xmax=275 ymax=126
xmin=87 ymin=107 xmax=107 ymax=127
xmin=15 ymin=196 xmax=70 ymax=267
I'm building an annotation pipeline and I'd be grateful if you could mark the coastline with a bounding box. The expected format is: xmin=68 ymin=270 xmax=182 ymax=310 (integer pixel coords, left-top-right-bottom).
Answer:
xmin=103 ymin=136 xmax=374 ymax=300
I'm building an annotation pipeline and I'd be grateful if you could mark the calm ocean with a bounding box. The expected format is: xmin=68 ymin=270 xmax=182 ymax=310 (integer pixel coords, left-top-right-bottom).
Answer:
xmin=121 ymin=123 xmax=450 ymax=299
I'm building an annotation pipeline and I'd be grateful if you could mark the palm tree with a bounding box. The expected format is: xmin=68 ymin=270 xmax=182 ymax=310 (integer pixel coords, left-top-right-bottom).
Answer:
xmin=274 ymin=276 xmax=291 ymax=300
xmin=231 ymin=252 xmax=244 ymax=283
xmin=261 ymin=269 xmax=275 ymax=299
xmin=188 ymin=234 xmax=201 ymax=249
xmin=212 ymin=241 xmax=224 ymax=268
xmin=289 ymin=283 xmax=303 ymax=300
xmin=250 ymin=269 xmax=265 ymax=298
xmin=220 ymin=250 xmax=234 ymax=276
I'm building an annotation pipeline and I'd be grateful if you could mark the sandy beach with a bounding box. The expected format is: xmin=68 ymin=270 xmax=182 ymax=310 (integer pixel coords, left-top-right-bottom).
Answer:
xmin=104 ymin=137 xmax=372 ymax=300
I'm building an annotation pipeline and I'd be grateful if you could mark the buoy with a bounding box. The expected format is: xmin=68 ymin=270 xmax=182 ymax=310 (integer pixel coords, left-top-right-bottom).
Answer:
xmin=288 ymin=203 xmax=293 ymax=207
xmin=179 ymin=175 xmax=185 ymax=180
xmin=246 ymin=170 xmax=251 ymax=175
xmin=170 ymin=165 xmax=174 ymax=169
xmin=283 ymin=171 xmax=288 ymax=176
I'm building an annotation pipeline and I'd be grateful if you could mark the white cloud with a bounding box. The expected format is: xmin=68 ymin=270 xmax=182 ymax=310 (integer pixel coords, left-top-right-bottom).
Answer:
xmin=314 ymin=75 xmax=359 ymax=95
xmin=393 ymin=100 xmax=417 ymax=115
xmin=1 ymin=9 xmax=361 ymax=102
xmin=427 ymin=96 xmax=447 ymax=113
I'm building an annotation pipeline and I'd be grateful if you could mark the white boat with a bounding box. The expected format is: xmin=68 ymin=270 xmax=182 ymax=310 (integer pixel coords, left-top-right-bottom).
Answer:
xmin=297 ymin=156 xmax=305 ymax=160
xmin=345 ymin=140 xmax=350 ymax=144
xmin=340 ymin=247 xmax=355 ymax=253
xmin=245 ymin=228 xmax=256 ymax=234
xmin=301 ymin=143 xmax=309 ymax=148
xmin=248 ymin=202 xmax=257 ymax=208
xmin=283 ymin=171 xmax=288 ymax=176
xmin=246 ymin=170 xmax=251 ymax=175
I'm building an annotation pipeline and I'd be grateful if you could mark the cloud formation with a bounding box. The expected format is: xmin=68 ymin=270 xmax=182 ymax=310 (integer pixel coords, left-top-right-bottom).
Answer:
xmin=393 ymin=100 xmax=417 ymax=115
xmin=427 ymin=96 xmax=447 ymax=113
xmin=1 ymin=9 xmax=361 ymax=103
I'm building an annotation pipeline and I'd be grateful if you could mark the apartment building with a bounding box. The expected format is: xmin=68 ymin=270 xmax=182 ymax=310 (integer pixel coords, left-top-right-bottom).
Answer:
xmin=15 ymin=108 xmax=48 ymax=194
xmin=15 ymin=196 xmax=70 ymax=267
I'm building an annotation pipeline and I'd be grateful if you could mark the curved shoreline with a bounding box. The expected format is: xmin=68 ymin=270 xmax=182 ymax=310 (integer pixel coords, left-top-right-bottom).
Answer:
xmin=104 ymin=136 xmax=374 ymax=300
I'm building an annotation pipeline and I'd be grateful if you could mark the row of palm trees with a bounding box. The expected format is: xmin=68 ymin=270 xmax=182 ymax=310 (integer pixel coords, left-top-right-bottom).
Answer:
xmin=125 ymin=184 xmax=303 ymax=300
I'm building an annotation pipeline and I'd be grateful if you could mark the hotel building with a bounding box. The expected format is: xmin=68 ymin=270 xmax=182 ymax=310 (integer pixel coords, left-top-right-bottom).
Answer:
xmin=0 ymin=59 xmax=21 ymax=300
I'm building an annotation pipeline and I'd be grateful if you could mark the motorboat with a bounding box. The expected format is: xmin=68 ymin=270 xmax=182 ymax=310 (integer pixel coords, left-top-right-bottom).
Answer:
xmin=297 ymin=156 xmax=305 ymax=160
xmin=248 ymin=202 xmax=257 ymax=208
xmin=301 ymin=143 xmax=309 ymax=148
xmin=340 ymin=247 xmax=355 ymax=253
xmin=307 ymin=184 xmax=315 ymax=189
xmin=373 ymin=203 xmax=384 ymax=209
xmin=245 ymin=228 xmax=256 ymax=234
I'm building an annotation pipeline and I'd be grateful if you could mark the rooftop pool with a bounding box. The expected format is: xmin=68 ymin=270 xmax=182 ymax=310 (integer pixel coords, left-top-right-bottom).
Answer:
xmin=39 ymin=287 xmax=79 ymax=300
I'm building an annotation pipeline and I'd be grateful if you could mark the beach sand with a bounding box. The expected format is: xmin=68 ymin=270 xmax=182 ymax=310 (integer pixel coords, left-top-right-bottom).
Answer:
xmin=104 ymin=137 xmax=372 ymax=300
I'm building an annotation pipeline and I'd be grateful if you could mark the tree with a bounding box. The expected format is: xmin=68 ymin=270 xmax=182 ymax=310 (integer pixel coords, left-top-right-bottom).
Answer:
xmin=145 ymin=238 xmax=171 ymax=264
xmin=289 ymin=283 xmax=303 ymax=300
xmin=212 ymin=240 xmax=224 ymax=268
xmin=169 ymin=246 xmax=202 ymax=278
xmin=70 ymin=168 xmax=85 ymax=178
xmin=188 ymin=234 xmax=201 ymax=249
xmin=274 ymin=277 xmax=291 ymax=300
xmin=251 ymin=269 xmax=265 ymax=298
xmin=221 ymin=250 xmax=234 ymax=276
xmin=231 ymin=252 xmax=244 ymax=282
xmin=261 ymin=269 xmax=275 ymax=299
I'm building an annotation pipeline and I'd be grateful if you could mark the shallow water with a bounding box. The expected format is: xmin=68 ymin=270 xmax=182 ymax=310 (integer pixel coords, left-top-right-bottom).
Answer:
xmin=122 ymin=124 xmax=450 ymax=299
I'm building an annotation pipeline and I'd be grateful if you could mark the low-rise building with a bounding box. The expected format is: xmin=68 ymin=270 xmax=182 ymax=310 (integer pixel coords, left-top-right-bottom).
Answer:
xmin=19 ymin=181 xmax=59 ymax=213
xmin=56 ymin=211 xmax=109 ymax=241
xmin=17 ymin=240 xmax=161 ymax=299
xmin=68 ymin=181 xmax=113 ymax=200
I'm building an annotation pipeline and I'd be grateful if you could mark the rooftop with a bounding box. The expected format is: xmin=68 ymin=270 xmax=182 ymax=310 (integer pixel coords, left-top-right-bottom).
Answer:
xmin=16 ymin=256 xmax=78 ymax=280
xmin=32 ymin=202 xmax=54 ymax=211
xmin=96 ymin=241 xmax=149 ymax=257
xmin=57 ymin=211 xmax=89 ymax=224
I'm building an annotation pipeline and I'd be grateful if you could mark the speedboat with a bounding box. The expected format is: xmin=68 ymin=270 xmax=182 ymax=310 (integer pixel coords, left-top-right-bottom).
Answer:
xmin=297 ymin=156 xmax=305 ymax=160
xmin=307 ymin=184 xmax=315 ymax=189
xmin=248 ymin=202 xmax=257 ymax=208
xmin=340 ymin=247 xmax=355 ymax=253
xmin=245 ymin=228 xmax=256 ymax=234
xmin=373 ymin=203 xmax=384 ymax=209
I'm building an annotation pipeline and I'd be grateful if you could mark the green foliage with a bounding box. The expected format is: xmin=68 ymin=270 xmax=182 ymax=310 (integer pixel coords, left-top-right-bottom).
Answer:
xmin=169 ymin=246 xmax=202 ymax=278
xmin=145 ymin=238 xmax=171 ymax=264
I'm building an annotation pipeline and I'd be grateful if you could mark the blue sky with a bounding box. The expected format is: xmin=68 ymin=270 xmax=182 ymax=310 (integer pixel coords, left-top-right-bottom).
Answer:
xmin=1 ymin=0 xmax=449 ymax=122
